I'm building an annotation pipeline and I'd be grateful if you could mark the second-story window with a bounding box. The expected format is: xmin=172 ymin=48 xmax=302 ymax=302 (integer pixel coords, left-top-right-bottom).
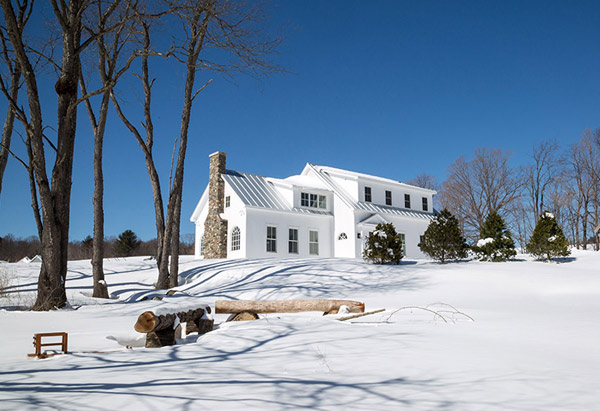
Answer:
xmin=385 ymin=190 xmax=392 ymax=206
xmin=422 ymin=197 xmax=428 ymax=211
xmin=301 ymin=192 xmax=326 ymax=209
xmin=404 ymin=194 xmax=411 ymax=208
xmin=365 ymin=186 xmax=372 ymax=202
xmin=225 ymin=196 xmax=230 ymax=208
xmin=301 ymin=192 xmax=309 ymax=207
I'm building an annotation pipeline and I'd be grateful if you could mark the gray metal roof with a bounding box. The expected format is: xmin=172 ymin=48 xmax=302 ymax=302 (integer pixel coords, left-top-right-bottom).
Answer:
xmin=222 ymin=170 xmax=331 ymax=215
xmin=305 ymin=164 xmax=434 ymax=220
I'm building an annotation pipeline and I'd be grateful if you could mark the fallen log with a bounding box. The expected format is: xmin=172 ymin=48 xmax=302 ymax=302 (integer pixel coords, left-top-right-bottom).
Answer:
xmin=215 ymin=299 xmax=364 ymax=316
xmin=134 ymin=306 xmax=214 ymax=348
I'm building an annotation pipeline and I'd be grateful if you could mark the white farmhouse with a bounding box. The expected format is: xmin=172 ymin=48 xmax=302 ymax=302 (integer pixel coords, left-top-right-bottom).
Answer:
xmin=191 ymin=152 xmax=436 ymax=259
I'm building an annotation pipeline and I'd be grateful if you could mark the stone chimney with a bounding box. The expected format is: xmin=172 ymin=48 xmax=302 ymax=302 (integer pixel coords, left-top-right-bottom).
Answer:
xmin=203 ymin=151 xmax=228 ymax=258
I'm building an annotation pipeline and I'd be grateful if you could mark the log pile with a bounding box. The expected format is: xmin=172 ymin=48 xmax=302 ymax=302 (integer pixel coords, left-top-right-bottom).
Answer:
xmin=134 ymin=307 xmax=213 ymax=348
xmin=216 ymin=299 xmax=364 ymax=320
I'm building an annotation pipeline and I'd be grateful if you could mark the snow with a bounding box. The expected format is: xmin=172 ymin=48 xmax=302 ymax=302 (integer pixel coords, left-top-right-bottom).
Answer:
xmin=476 ymin=237 xmax=494 ymax=247
xmin=1 ymin=252 xmax=600 ymax=410
xmin=548 ymin=235 xmax=557 ymax=242
xmin=544 ymin=211 xmax=555 ymax=219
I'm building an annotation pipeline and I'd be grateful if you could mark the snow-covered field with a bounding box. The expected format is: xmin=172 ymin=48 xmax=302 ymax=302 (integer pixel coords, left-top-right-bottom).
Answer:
xmin=1 ymin=251 xmax=599 ymax=410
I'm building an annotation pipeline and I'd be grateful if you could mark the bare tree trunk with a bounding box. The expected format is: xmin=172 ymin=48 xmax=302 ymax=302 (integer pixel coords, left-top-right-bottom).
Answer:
xmin=91 ymin=92 xmax=110 ymax=298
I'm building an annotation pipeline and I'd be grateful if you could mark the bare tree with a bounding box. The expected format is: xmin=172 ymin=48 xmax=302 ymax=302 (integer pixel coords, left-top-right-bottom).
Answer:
xmin=440 ymin=147 xmax=522 ymax=239
xmin=524 ymin=140 xmax=560 ymax=224
xmin=79 ymin=1 xmax=141 ymax=298
xmin=112 ymin=0 xmax=283 ymax=289
xmin=0 ymin=0 xmax=126 ymax=310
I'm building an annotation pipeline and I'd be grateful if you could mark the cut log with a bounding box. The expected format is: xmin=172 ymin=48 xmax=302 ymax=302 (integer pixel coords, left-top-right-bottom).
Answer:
xmin=134 ymin=308 xmax=207 ymax=333
xmin=215 ymin=299 xmax=364 ymax=315
xmin=134 ymin=307 xmax=214 ymax=348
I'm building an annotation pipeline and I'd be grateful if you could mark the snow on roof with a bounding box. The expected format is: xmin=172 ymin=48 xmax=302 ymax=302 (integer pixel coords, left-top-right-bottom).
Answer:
xmin=281 ymin=174 xmax=330 ymax=191
xmin=222 ymin=170 xmax=331 ymax=215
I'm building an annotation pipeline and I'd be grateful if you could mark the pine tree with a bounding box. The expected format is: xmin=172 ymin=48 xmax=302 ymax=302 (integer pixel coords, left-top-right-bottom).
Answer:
xmin=363 ymin=223 xmax=404 ymax=264
xmin=419 ymin=209 xmax=468 ymax=263
xmin=114 ymin=230 xmax=141 ymax=257
xmin=471 ymin=212 xmax=516 ymax=261
xmin=526 ymin=211 xmax=570 ymax=261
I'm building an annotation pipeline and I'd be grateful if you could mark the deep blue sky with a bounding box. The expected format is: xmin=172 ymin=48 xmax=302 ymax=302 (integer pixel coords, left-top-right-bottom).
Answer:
xmin=1 ymin=0 xmax=599 ymax=241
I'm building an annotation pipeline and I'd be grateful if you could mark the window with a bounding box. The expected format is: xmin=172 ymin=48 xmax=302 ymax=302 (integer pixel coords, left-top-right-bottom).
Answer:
xmin=385 ymin=190 xmax=392 ymax=206
xmin=266 ymin=226 xmax=277 ymax=252
xmin=231 ymin=227 xmax=240 ymax=251
xmin=422 ymin=197 xmax=428 ymax=211
xmin=200 ymin=235 xmax=205 ymax=256
xmin=318 ymin=195 xmax=327 ymax=209
xmin=338 ymin=232 xmax=347 ymax=240
xmin=301 ymin=192 xmax=309 ymax=207
xmin=288 ymin=228 xmax=298 ymax=254
xmin=301 ymin=192 xmax=327 ymax=209
xmin=365 ymin=186 xmax=372 ymax=202
xmin=399 ymin=233 xmax=406 ymax=256
xmin=404 ymin=194 xmax=411 ymax=208
xmin=225 ymin=196 xmax=230 ymax=208
xmin=309 ymin=230 xmax=319 ymax=255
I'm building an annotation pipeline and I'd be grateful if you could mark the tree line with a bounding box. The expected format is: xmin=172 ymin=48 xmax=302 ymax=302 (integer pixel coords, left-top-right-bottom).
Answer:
xmin=412 ymin=130 xmax=600 ymax=252
xmin=0 ymin=231 xmax=195 ymax=262
xmin=0 ymin=0 xmax=282 ymax=310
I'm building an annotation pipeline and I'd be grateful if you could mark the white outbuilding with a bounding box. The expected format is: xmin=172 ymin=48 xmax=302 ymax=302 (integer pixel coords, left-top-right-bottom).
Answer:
xmin=191 ymin=152 xmax=436 ymax=259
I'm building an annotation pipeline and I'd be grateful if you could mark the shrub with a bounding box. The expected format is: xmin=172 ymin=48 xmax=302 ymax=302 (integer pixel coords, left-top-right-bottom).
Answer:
xmin=419 ymin=209 xmax=468 ymax=263
xmin=363 ymin=223 xmax=404 ymax=264
xmin=471 ymin=212 xmax=516 ymax=261
xmin=526 ymin=211 xmax=570 ymax=261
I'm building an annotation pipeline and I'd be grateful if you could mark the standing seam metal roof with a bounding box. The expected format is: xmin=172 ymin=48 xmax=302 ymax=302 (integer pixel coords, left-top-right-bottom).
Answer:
xmin=222 ymin=170 xmax=331 ymax=215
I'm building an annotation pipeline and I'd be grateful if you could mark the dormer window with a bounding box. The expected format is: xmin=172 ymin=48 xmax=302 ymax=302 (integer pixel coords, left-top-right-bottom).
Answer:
xmin=385 ymin=190 xmax=392 ymax=206
xmin=364 ymin=186 xmax=372 ymax=202
xmin=301 ymin=192 xmax=326 ymax=209
xmin=404 ymin=194 xmax=411 ymax=208
xmin=422 ymin=197 xmax=428 ymax=211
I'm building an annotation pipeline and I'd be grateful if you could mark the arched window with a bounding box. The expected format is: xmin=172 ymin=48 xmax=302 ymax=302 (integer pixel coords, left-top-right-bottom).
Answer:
xmin=338 ymin=232 xmax=347 ymax=240
xmin=200 ymin=235 xmax=205 ymax=257
xmin=231 ymin=227 xmax=241 ymax=251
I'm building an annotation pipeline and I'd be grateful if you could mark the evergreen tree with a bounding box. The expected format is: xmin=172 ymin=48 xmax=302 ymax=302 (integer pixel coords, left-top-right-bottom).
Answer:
xmin=363 ymin=223 xmax=404 ymax=264
xmin=471 ymin=212 xmax=516 ymax=261
xmin=526 ymin=211 xmax=570 ymax=261
xmin=419 ymin=209 xmax=468 ymax=263
xmin=114 ymin=230 xmax=141 ymax=257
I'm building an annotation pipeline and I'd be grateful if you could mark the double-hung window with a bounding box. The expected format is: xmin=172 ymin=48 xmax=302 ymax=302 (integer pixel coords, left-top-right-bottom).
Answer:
xmin=422 ymin=197 xmax=428 ymax=212
xmin=364 ymin=187 xmax=372 ymax=202
xmin=399 ymin=233 xmax=406 ymax=256
xmin=288 ymin=228 xmax=298 ymax=254
xmin=385 ymin=190 xmax=392 ymax=206
xmin=266 ymin=226 xmax=277 ymax=252
xmin=309 ymin=230 xmax=319 ymax=255
xmin=225 ymin=196 xmax=230 ymax=208
xmin=404 ymin=194 xmax=411 ymax=208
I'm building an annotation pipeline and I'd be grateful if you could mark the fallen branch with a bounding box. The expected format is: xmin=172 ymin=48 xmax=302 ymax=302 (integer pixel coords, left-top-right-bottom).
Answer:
xmin=337 ymin=308 xmax=385 ymax=322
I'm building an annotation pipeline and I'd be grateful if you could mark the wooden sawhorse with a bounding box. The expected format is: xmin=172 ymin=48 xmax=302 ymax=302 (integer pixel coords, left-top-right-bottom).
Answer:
xmin=28 ymin=332 xmax=68 ymax=358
